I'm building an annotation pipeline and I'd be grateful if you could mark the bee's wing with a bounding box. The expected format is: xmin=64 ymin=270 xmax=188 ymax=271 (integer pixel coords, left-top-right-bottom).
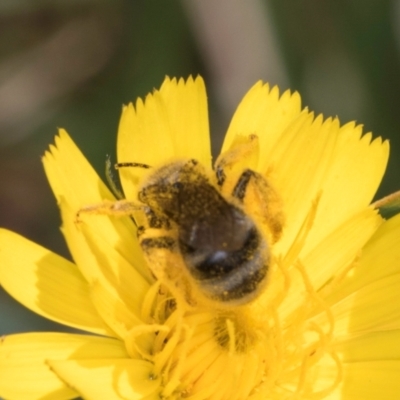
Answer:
xmin=180 ymin=204 xmax=253 ymax=252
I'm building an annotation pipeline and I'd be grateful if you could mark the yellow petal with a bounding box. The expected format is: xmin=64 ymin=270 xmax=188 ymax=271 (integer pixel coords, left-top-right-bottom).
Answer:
xmin=340 ymin=361 xmax=400 ymax=399
xmin=302 ymin=207 xmax=382 ymax=290
xmin=321 ymin=272 xmax=400 ymax=336
xmin=309 ymin=127 xmax=388 ymax=249
xmin=226 ymin=82 xmax=388 ymax=256
xmin=159 ymin=76 xmax=210 ymax=164
xmin=335 ymin=330 xmax=400 ymax=362
xmin=316 ymin=361 xmax=400 ymax=400
xmin=0 ymin=229 xmax=112 ymax=336
xmin=222 ymin=82 xmax=302 ymax=159
xmin=347 ymin=271 xmax=400 ymax=332
xmin=43 ymin=129 xmax=116 ymax=215
xmin=350 ymin=212 xmax=400 ymax=286
xmin=77 ymin=219 xmax=151 ymax=321
xmin=326 ymin=212 xmax=400 ymax=304
xmin=117 ymin=76 xmax=211 ymax=200
xmin=0 ymin=332 xmax=128 ymax=400
xmin=267 ymin=115 xmax=388 ymax=255
xmin=43 ymin=129 xmax=152 ymax=287
xmin=89 ymin=281 xmax=154 ymax=353
xmin=49 ymin=358 xmax=161 ymax=400
xmin=276 ymin=207 xmax=382 ymax=320
xmin=266 ymin=114 xmax=340 ymax=252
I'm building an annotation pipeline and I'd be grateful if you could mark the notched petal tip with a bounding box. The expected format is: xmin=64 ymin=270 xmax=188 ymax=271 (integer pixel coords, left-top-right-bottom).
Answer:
xmin=223 ymin=79 xmax=303 ymax=157
xmin=159 ymin=74 xmax=205 ymax=92
xmin=118 ymin=73 xmax=210 ymax=192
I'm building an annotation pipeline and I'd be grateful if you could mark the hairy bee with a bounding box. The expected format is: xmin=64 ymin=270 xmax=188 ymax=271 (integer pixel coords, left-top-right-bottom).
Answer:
xmin=80 ymin=138 xmax=283 ymax=306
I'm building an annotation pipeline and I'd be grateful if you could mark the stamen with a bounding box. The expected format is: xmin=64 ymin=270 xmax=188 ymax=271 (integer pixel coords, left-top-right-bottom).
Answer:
xmin=125 ymin=324 xmax=168 ymax=361
xmin=154 ymin=311 xmax=183 ymax=374
xmin=226 ymin=318 xmax=236 ymax=356
xmin=193 ymin=354 xmax=233 ymax=399
xmin=183 ymin=376 xmax=222 ymax=400
xmin=270 ymin=306 xmax=284 ymax=379
xmin=274 ymin=255 xmax=292 ymax=308
xmin=283 ymin=193 xmax=321 ymax=268
xmin=299 ymin=351 xmax=343 ymax=399
xmin=181 ymin=344 xmax=221 ymax=389
xmin=286 ymin=259 xmax=341 ymax=399
xmin=322 ymin=351 xmax=343 ymax=396
xmin=295 ymin=350 xmax=310 ymax=394
xmin=323 ymin=250 xmax=361 ymax=292
xmin=295 ymin=260 xmax=335 ymax=339
xmin=140 ymin=280 xmax=163 ymax=321
xmin=163 ymin=325 xmax=192 ymax=397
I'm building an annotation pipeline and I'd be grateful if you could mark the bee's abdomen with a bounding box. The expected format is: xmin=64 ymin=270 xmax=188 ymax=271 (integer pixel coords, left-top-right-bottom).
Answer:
xmin=182 ymin=228 xmax=269 ymax=304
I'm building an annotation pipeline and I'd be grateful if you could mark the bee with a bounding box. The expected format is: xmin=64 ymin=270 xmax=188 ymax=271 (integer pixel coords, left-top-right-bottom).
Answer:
xmin=80 ymin=136 xmax=284 ymax=306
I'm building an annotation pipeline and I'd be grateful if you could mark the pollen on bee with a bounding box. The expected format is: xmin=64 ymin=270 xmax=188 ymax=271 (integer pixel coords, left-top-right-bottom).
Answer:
xmin=78 ymin=145 xmax=285 ymax=308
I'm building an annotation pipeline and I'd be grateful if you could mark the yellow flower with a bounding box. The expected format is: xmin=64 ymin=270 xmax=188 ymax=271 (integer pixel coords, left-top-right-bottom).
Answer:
xmin=1 ymin=76 xmax=400 ymax=399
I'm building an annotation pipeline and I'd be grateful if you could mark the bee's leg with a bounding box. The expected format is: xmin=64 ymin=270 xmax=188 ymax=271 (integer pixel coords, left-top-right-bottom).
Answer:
xmin=136 ymin=206 xmax=175 ymax=247
xmin=76 ymin=199 xmax=143 ymax=220
xmin=104 ymin=159 xmax=153 ymax=200
xmin=214 ymin=134 xmax=259 ymax=187
xmin=232 ymin=169 xmax=284 ymax=242
xmin=139 ymin=207 xmax=170 ymax=233
xmin=232 ymin=169 xmax=255 ymax=201
xmin=137 ymin=208 xmax=186 ymax=295
xmin=139 ymin=235 xmax=176 ymax=253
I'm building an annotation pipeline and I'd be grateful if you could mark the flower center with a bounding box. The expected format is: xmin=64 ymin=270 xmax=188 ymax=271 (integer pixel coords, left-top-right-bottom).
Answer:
xmin=124 ymin=267 xmax=342 ymax=400
xmin=124 ymin=195 xmax=344 ymax=399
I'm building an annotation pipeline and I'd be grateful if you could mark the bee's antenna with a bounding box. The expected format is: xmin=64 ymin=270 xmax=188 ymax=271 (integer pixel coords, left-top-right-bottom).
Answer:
xmin=115 ymin=162 xmax=152 ymax=169
xmin=105 ymin=155 xmax=124 ymax=199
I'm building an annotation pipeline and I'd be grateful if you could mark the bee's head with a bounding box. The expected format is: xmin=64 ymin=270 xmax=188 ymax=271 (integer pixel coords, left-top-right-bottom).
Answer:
xmin=138 ymin=159 xmax=208 ymax=219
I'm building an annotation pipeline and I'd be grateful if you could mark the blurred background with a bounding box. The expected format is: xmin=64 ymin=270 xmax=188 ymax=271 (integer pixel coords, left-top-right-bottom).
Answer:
xmin=0 ymin=0 xmax=399 ymax=333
